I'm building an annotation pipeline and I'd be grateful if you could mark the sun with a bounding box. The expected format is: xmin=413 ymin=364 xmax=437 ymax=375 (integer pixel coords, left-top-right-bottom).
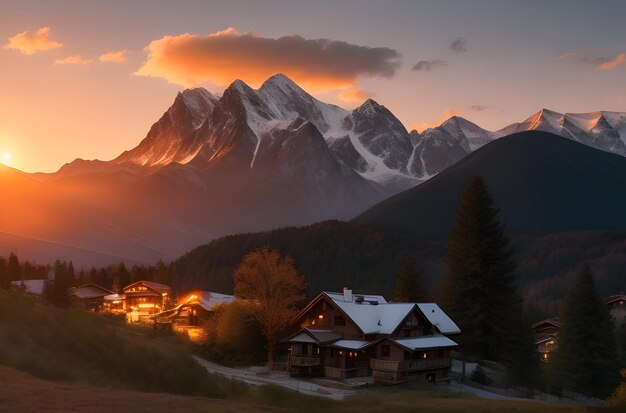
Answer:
xmin=2 ymin=151 xmax=11 ymax=164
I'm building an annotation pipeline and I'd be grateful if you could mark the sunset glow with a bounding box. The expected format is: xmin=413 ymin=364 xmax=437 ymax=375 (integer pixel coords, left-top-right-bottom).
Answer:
xmin=0 ymin=1 xmax=624 ymax=174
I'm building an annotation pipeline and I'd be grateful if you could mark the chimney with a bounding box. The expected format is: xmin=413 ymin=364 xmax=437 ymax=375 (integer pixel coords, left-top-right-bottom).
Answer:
xmin=343 ymin=287 xmax=353 ymax=302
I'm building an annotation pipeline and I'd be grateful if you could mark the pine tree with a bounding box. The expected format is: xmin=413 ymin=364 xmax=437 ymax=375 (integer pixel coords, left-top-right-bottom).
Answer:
xmin=7 ymin=253 xmax=21 ymax=282
xmin=45 ymin=260 xmax=72 ymax=308
xmin=0 ymin=256 xmax=8 ymax=289
xmin=440 ymin=175 xmax=536 ymax=378
xmin=393 ymin=256 xmax=428 ymax=302
xmin=556 ymin=265 xmax=620 ymax=399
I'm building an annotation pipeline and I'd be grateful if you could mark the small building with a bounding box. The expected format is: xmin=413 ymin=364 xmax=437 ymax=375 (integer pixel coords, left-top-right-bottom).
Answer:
xmin=10 ymin=279 xmax=46 ymax=297
xmin=123 ymin=281 xmax=172 ymax=320
xmin=531 ymin=318 xmax=560 ymax=362
xmin=281 ymin=288 xmax=460 ymax=384
xmin=70 ymin=283 xmax=114 ymax=311
xmin=175 ymin=291 xmax=235 ymax=325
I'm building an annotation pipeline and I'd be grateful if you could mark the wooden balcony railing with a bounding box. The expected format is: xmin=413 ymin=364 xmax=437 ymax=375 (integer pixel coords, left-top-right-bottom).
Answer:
xmin=289 ymin=355 xmax=320 ymax=367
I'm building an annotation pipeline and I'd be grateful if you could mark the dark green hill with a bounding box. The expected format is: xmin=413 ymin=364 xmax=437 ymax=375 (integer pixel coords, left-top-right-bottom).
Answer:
xmin=170 ymin=221 xmax=445 ymax=297
xmin=354 ymin=131 xmax=626 ymax=239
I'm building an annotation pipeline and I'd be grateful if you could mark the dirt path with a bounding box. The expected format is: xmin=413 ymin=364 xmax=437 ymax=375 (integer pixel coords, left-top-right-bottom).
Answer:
xmin=193 ymin=356 xmax=355 ymax=400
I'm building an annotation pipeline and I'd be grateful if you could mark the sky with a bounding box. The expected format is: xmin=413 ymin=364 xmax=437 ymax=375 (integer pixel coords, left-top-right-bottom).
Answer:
xmin=1 ymin=0 xmax=625 ymax=173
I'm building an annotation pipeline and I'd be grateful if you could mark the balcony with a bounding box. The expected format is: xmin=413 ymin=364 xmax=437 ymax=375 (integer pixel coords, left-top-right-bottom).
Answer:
xmin=289 ymin=355 xmax=320 ymax=367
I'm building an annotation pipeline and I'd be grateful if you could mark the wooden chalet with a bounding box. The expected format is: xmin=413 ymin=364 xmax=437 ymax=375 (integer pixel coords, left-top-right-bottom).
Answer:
xmin=531 ymin=318 xmax=560 ymax=362
xmin=282 ymin=288 xmax=460 ymax=384
xmin=122 ymin=281 xmax=172 ymax=319
xmin=532 ymin=294 xmax=625 ymax=362
xmin=70 ymin=283 xmax=114 ymax=311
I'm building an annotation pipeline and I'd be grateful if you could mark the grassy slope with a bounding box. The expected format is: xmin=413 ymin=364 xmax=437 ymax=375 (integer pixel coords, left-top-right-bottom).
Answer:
xmin=0 ymin=364 xmax=599 ymax=413
xmin=0 ymin=289 xmax=246 ymax=397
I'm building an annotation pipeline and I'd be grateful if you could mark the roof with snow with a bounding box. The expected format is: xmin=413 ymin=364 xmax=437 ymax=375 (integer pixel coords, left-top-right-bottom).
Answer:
xmin=390 ymin=335 xmax=458 ymax=351
xmin=330 ymin=340 xmax=375 ymax=350
xmin=282 ymin=328 xmax=343 ymax=344
xmin=531 ymin=318 xmax=561 ymax=329
xmin=605 ymin=294 xmax=626 ymax=305
xmin=70 ymin=283 xmax=113 ymax=299
xmin=321 ymin=291 xmax=460 ymax=335
xmin=11 ymin=279 xmax=46 ymax=296
xmin=196 ymin=291 xmax=235 ymax=311
xmin=123 ymin=280 xmax=172 ymax=294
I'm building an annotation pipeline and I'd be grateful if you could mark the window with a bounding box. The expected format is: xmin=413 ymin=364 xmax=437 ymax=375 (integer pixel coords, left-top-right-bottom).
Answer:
xmin=301 ymin=344 xmax=309 ymax=355
xmin=330 ymin=348 xmax=336 ymax=358
xmin=334 ymin=316 xmax=345 ymax=326
xmin=381 ymin=345 xmax=390 ymax=357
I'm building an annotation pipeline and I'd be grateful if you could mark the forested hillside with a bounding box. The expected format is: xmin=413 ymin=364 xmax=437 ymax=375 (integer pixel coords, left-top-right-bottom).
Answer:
xmin=170 ymin=221 xmax=626 ymax=319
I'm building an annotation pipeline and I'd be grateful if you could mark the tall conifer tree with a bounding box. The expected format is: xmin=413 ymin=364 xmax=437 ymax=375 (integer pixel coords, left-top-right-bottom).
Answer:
xmin=440 ymin=175 xmax=537 ymax=383
xmin=556 ymin=265 xmax=620 ymax=399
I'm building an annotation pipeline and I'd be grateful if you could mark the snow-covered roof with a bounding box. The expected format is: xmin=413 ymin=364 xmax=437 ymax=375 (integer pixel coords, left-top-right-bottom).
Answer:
xmin=531 ymin=318 xmax=560 ymax=329
xmin=71 ymin=284 xmax=113 ymax=299
xmin=391 ymin=335 xmax=458 ymax=351
xmin=197 ymin=291 xmax=235 ymax=311
xmin=123 ymin=280 xmax=171 ymax=294
xmin=11 ymin=279 xmax=46 ymax=296
xmin=416 ymin=303 xmax=461 ymax=335
xmin=605 ymin=294 xmax=626 ymax=305
xmin=104 ymin=293 xmax=125 ymax=301
xmin=330 ymin=340 xmax=373 ymax=350
xmin=323 ymin=291 xmax=460 ymax=336
xmin=281 ymin=329 xmax=343 ymax=344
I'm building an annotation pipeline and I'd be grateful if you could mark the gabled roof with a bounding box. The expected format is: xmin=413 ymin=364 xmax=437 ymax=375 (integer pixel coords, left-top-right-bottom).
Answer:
xmin=330 ymin=340 xmax=376 ymax=350
xmin=390 ymin=335 xmax=458 ymax=351
xmin=281 ymin=328 xmax=343 ymax=344
xmin=605 ymin=294 xmax=626 ymax=305
xmin=71 ymin=283 xmax=114 ymax=299
xmin=532 ymin=318 xmax=561 ymax=329
xmin=11 ymin=279 xmax=46 ymax=296
xmin=197 ymin=291 xmax=235 ymax=311
xmin=416 ymin=304 xmax=461 ymax=335
xmin=323 ymin=291 xmax=460 ymax=336
xmin=123 ymin=280 xmax=171 ymax=294
xmin=535 ymin=334 xmax=558 ymax=346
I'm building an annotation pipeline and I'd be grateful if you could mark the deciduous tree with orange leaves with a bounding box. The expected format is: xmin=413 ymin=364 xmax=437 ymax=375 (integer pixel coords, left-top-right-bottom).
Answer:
xmin=234 ymin=246 xmax=307 ymax=368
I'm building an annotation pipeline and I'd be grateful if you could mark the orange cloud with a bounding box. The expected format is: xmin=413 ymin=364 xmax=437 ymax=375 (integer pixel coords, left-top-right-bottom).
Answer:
xmin=54 ymin=55 xmax=92 ymax=66
xmin=414 ymin=108 xmax=459 ymax=132
xmin=337 ymin=88 xmax=374 ymax=103
xmin=99 ymin=49 xmax=128 ymax=63
xmin=4 ymin=27 xmax=63 ymax=55
xmin=135 ymin=28 xmax=402 ymax=91
xmin=597 ymin=53 xmax=626 ymax=70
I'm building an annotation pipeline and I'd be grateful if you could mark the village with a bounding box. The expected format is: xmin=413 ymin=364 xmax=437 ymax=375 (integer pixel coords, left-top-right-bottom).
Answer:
xmin=10 ymin=275 xmax=626 ymax=392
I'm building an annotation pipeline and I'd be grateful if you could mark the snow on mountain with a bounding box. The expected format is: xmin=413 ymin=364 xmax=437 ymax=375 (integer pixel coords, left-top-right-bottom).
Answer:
xmin=494 ymin=109 xmax=626 ymax=156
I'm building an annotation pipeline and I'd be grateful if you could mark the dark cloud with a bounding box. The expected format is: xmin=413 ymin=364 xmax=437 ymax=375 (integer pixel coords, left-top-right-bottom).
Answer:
xmin=470 ymin=105 xmax=488 ymax=112
xmin=135 ymin=28 xmax=403 ymax=90
xmin=411 ymin=59 xmax=448 ymax=72
xmin=450 ymin=37 xmax=467 ymax=53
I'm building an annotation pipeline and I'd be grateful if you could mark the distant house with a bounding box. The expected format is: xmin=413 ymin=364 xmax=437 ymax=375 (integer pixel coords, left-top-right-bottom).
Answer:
xmin=122 ymin=281 xmax=172 ymax=320
xmin=532 ymin=293 xmax=625 ymax=361
xmin=531 ymin=318 xmax=560 ymax=362
xmin=281 ymin=288 xmax=460 ymax=384
xmin=10 ymin=279 xmax=46 ymax=297
xmin=176 ymin=291 xmax=235 ymax=325
xmin=70 ymin=283 xmax=114 ymax=311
